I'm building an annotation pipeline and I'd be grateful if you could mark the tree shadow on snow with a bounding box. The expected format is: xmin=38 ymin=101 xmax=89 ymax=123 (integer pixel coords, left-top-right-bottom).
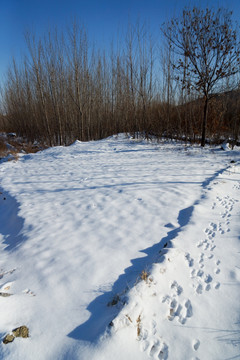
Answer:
xmin=0 ymin=188 xmax=26 ymax=251
xmin=68 ymin=205 xmax=195 ymax=343
xmin=68 ymin=165 xmax=232 ymax=343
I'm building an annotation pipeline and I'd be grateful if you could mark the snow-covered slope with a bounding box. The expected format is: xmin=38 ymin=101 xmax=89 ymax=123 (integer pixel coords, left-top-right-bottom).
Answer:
xmin=0 ymin=135 xmax=239 ymax=360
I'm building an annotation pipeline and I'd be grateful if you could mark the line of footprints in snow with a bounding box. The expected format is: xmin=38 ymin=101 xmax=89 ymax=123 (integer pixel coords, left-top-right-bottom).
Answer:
xmin=191 ymin=195 xmax=237 ymax=295
xmin=138 ymin=194 xmax=237 ymax=360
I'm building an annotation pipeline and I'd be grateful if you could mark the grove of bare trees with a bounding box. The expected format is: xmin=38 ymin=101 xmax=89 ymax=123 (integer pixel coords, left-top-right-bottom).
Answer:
xmin=1 ymin=7 xmax=240 ymax=147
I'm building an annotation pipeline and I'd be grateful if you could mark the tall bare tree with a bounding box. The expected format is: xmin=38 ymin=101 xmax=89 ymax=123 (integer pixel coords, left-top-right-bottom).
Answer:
xmin=162 ymin=7 xmax=240 ymax=146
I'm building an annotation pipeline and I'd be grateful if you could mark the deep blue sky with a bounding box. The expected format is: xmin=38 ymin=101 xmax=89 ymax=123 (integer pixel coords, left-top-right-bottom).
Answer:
xmin=1 ymin=0 xmax=239 ymax=82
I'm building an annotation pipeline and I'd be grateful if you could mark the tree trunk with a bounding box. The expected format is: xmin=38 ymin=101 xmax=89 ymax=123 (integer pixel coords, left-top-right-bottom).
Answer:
xmin=201 ymin=96 xmax=208 ymax=147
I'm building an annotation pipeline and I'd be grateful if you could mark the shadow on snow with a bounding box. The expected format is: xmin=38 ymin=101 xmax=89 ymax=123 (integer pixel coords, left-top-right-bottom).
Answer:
xmin=68 ymin=165 xmax=230 ymax=343
xmin=0 ymin=188 xmax=26 ymax=251
xmin=68 ymin=205 xmax=194 ymax=342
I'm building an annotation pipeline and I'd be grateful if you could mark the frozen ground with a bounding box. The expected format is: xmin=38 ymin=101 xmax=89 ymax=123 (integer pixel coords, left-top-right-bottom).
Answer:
xmin=0 ymin=135 xmax=239 ymax=360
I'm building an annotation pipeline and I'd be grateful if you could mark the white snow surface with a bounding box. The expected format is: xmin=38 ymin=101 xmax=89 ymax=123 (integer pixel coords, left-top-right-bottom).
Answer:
xmin=0 ymin=134 xmax=239 ymax=360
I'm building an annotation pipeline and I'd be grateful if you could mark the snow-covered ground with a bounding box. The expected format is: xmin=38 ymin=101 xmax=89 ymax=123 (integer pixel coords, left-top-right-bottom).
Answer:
xmin=0 ymin=135 xmax=239 ymax=360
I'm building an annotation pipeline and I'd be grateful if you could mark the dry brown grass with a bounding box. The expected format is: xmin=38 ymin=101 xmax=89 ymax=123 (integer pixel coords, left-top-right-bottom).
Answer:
xmin=8 ymin=153 xmax=19 ymax=162
xmin=0 ymin=138 xmax=7 ymax=158
xmin=140 ymin=270 xmax=149 ymax=282
xmin=0 ymin=138 xmax=7 ymax=151
xmin=7 ymin=138 xmax=47 ymax=154
xmin=0 ymin=134 xmax=46 ymax=162
xmin=136 ymin=314 xmax=141 ymax=338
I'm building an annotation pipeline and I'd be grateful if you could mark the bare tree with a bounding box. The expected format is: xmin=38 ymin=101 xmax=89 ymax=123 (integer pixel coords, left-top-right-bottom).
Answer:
xmin=162 ymin=7 xmax=240 ymax=146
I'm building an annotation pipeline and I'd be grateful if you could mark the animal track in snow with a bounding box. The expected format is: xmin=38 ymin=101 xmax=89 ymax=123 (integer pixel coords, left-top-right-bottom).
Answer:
xmin=140 ymin=339 xmax=150 ymax=352
xmin=199 ymin=253 xmax=204 ymax=261
xmin=197 ymin=239 xmax=208 ymax=248
xmin=170 ymin=280 xmax=183 ymax=295
xmin=148 ymin=338 xmax=168 ymax=359
xmin=185 ymin=253 xmax=194 ymax=267
xmin=0 ymin=268 xmax=16 ymax=279
xmin=205 ymin=223 xmax=218 ymax=241
xmin=204 ymin=274 xmax=213 ymax=283
xmin=23 ymin=288 xmax=36 ymax=296
xmin=192 ymin=269 xmax=213 ymax=295
xmin=139 ymin=326 xmax=168 ymax=359
xmin=191 ymin=250 xmax=219 ymax=294
xmin=197 ymin=269 xmax=204 ymax=278
xmin=219 ymin=221 xmax=231 ymax=234
xmin=203 ymin=242 xmax=210 ymax=250
xmin=191 ymin=269 xmax=196 ymax=278
xmin=195 ymin=283 xmax=203 ymax=294
xmin=163 ymin=294 xmax=193 ymax=325
xmin=158 ymin=342 xmax=169 ymax=360
xmin=233 ymin=183 xmax=240 ymax=190
xmin=190 ymin=194 xmax=230 ymax=298
xmin=184 ymin=300 xmax=193 ymax=318
xmin=211 ymin=202 xmax=216 ymax=210
xmin=198 ymin=254 xmax=205 ymax=268
xmin=178 ymin=299 xmax=193 ymax=324
xmin=192 ymin=338 xmax=200 ymax=351
xmin=217 ymin=196 xmax=235 ymax=222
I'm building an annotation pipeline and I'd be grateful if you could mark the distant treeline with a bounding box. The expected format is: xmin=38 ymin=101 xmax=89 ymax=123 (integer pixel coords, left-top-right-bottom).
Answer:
xmin=0 ymin=19 xmax=239 ymax=146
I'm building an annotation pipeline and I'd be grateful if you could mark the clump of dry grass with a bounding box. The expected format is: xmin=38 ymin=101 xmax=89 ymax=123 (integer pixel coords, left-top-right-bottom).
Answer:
xmin=140 ymin=270 xmax=149 ymax=282
xmin=0 ymin=138 xmax=7 ymax=157
xmin=8 ymin=140 xmax=45 ymax=154
xmin=7 ymin=153 xmax=19 ymax=162
xmin=136 ymin=314 xmax=141 ymax=338
xmin=0 ymin=133 xmax=46 ymax=162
